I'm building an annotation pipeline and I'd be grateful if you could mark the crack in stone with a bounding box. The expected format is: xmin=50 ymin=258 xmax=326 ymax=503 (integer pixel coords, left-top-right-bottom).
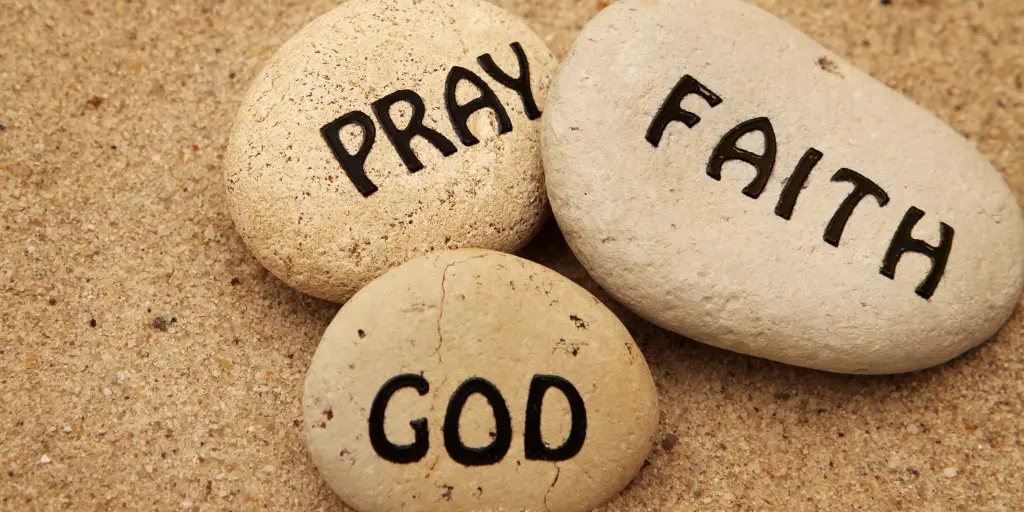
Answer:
xmin=430 ymin=261 xmax=458 ymax=365
xmin=543 ymin=464 xmax=561 ymax=512
xmin=428 ymin=254 xmax=489 ymax=366
xmin=425 ymin=453 xmax=441 ymax=478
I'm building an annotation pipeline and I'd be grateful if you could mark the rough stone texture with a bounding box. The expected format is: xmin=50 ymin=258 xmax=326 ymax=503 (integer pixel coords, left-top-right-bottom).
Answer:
xmin=2 ymin=0 xmax=1024 ymax=510
xmin=226 ymin=0 xmax=557 ymax=302
xmin=303 ymin=249 xmax=658 ymax=511
xmin=542 ymin=0 xmax=1023 ymax=374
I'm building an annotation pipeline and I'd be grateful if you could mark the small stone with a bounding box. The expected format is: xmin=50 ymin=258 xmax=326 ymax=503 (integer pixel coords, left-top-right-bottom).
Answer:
xmin=260 ymin=465 xmax=276 ymax=475
xmin=225 ymin=0 xmax=558 ymax=303
xmin=542 ymin=0 xmax=1024 ymax=374
xmin=62 ymin=426 xmax=72 ymax=433
xmin=39 ymin=455 xmax=51 ymax=464
xmin=144 ymin=465 xmax=154 ymax=473
xmin=303 ymin=249 xmax=658 ymax=511
xmin=943 ymin=467 xmax=959 ymax=478
xmin=153 ymin=317 xmax=168 ymax=331
xmin=661 ymin=433 xmax=678 ymax=451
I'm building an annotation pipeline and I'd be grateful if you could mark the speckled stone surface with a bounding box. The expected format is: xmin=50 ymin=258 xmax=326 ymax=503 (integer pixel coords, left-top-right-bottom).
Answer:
xmin=226 ymin=0 xmax=557 ymax=303
xmin=303 ymin=249 xmax=658 ymax=511
xmin=542 ymin=0 xmax=1023 ymax=374
xmin=2 ymin=0 xmax=1024 ymax=510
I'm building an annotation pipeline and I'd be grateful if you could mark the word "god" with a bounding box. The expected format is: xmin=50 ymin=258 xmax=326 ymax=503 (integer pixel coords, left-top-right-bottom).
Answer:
xmin=369 ymin=373 xmax=586 ymax=466
xmin=320 ymin=42 xmax=541 ymax=197
xmin=646 ymin=75 xmax=955 ymax=300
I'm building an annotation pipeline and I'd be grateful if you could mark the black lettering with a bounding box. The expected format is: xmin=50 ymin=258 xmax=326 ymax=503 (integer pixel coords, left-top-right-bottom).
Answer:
xmin=444 ymin=66 xmax=513 ymax=146
xmin=478 ymin=42 xmax=541 ymax=120
xmin=774 ymin=148 xmax=823 ymax=220
xmin=371 ymin=89 xmax=458 ymax=173
xmin=706 ymin=117 xmax=777 ymax=199
xmin=824 ymin=168 xmax=890 ymax=247
xmin=443 ymin=377 xmax=512 ymax=466
xmin=645 ymin=74 xmax=723 ymax=147
xmin=880 ymin=207 xmax=954 ymax=300
xmin=320 ymin=111 xmax=379 ymax=197
xmin=368 ymin=374 xmax=430 ymax=464
xmin=524 ymin=375 xmax=587 ymax=461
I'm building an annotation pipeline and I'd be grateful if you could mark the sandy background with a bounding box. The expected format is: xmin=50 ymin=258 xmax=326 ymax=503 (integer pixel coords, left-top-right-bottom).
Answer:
xmin=2 ymin=0 xmax=1022 ymax=510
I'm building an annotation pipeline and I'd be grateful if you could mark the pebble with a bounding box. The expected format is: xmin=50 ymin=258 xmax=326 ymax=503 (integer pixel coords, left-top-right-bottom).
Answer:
xmin=302 ymin=249 xmax=658 ymax=511
xmin=542 ymin=0 xmax=1024 ymax=374
xmin=226 ymin=0 xmax=557 ymax=302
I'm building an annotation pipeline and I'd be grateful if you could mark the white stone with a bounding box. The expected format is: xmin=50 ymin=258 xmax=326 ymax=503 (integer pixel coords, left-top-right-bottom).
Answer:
xmin=542 ymin=0 xmax=1024 ymax=374
xmin=226 ymin=0 xmax=557 ymax=302
xmin=303 ymin=249 xmax=658 ymax=511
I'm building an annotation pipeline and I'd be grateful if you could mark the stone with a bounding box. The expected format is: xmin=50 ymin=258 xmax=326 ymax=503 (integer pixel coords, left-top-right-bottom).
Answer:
xmin=303 ymin=249 xmax=658 ymax=511
xmin=225 ymin=0 xmax=557 ymax=302
xmin=542 ymin=0 xmax=1024 ymax=374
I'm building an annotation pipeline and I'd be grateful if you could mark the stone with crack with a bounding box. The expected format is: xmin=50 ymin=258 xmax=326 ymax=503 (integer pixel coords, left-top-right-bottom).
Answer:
xmin=302 ymin=249 xmax=659 ymax=511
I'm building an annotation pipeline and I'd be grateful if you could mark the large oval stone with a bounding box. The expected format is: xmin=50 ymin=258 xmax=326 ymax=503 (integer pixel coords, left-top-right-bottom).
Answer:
xmin=303 ymin=249 xmax=659 ymax=511
xmin=542 ymin=0 xmax=1024 ymax=374
xmin=225 ymin=0 xmax=557 ymax=303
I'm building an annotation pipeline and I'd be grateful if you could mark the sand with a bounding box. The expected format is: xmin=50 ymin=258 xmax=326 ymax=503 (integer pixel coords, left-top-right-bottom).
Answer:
xmin=1 ymin=0 xmax=1022 ymax=509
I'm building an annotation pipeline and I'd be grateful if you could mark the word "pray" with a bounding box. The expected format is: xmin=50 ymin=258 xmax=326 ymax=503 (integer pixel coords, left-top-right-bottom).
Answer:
xmin=321 ymin=42 xmax=541 ymax=197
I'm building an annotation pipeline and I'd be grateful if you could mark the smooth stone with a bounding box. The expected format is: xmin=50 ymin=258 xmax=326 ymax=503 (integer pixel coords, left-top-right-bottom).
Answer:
xmin=542 ymin=0 xmax=1024 ymax=374
xmin=226 ymin=0 xmax=557 ymax=302
xmin=303 ymin=249 xmax=658 ymax=511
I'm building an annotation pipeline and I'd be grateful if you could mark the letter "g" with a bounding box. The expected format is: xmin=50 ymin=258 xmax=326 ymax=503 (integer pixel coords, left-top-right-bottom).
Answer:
xmin=368 ymin=374 xmax=430 ymax=463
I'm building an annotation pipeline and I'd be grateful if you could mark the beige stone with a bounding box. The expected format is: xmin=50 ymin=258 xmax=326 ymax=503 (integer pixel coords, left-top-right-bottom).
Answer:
xmin=542 ymin=0 xmax=1024 ymax=374
xmin=303 ymin=249 xmax=658 ymax=511
xmin=225 ymin=0 xmax=557 ymax=302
